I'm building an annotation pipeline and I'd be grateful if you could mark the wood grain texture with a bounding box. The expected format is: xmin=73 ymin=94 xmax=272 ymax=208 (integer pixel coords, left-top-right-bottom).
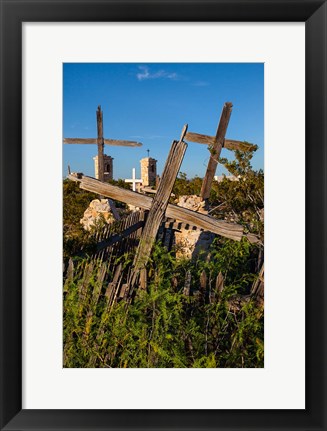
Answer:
xmin=63 ymin=138 xmax=142 ymax=147
xmin=95 ymin=220 xmax=145 ymax=252
xmin=224 ymin=139 xmax=256 ymax=152
xmin=63 ymin=138 xmax=98 ymax=145
xmin=184 ymin=132 xmax=256 ymax=152
xmin=184 ymin=131 xmax=215 ymax=145
xmin=104 ymin=138 xmax=142 ymax=147
xmin=200 ymin=102 xmax=233 ymax=200
xmin=68 ymin=174 xmax=243 ymax=241
xmin=96 ymin=106 xmax=104 ymax=183
xmin=130 ymin=126 xmax=188 ymax=286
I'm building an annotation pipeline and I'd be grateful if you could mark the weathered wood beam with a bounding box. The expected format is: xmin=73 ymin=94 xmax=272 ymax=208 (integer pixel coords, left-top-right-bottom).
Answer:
xmin=63 ymin=138 xmax=98 ymax=144
xmin=200 ymin=102 xmax=233 ymax=200
xmin=184 ymin=132 xmax=216 ymax=146
xmin=184 ymin=132 xmax=256 ymax=152
xmin=63 ymin=138 xmax=142 ymax=147
xmin=251 ymin=263 xmax=264 ymax=305
xmin=68 ymin=175 xmax=244 ymax=241
xmin=166 ymin=205 xmax=242 ymax=240
xmin=96 ymin=106 xmax=105 ymax=183
xmin=224 ymin=139 xmax=256 ymax=152
xmin=130 ymin=126 xmax=188 ymax=287
xmin=104 ymin=139 xmax=142 ymax=147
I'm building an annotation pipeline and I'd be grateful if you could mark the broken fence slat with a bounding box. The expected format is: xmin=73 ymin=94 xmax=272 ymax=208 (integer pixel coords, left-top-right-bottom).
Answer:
xmin=251 ymin=263 xmax=264 ymax=298
xmin=183 ymin=270 xmax=191 ymax=296
xmin=200 ymin=270 xmax=207 ymax=291
xmin=215 ymin=272 xmax=224 ymax=294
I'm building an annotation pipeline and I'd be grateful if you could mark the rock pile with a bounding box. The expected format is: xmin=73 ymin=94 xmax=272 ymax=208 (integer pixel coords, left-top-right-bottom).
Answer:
xmin=174 ymin=195 xmax=215 ymax=259
xmin=176 ymin=195 xmax=208 ymax=214
xmin=80 ymin=199 xmax=115 ymax=231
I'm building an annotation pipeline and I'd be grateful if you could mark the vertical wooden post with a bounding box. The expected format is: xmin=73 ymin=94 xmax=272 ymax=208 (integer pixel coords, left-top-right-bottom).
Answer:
xmin=96 ymin=105 xmax=105 ymax=182
xmin=200 ymin=102 xmax=233 ymax=200
xmin=128 ymin=125 xmax=188 ymax=290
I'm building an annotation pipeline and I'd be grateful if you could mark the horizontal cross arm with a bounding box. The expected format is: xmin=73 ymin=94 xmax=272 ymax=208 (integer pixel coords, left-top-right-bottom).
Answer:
xmin=63 ymin=138 xmax=142 ymax=147
xmin=224 ymin=139 xmax=257 ymax=152
xmin=184 ymin=131 xmax=216 ymax=146
xmin=104 ymin=139 xmax=142 ymax=147
xmin=68 ymin=175 xmax=243 ymax=241
xmin=63 ymin=138 xmax=98 ymax=144
xmin=184 ymin=132 xmax=256 ymax=152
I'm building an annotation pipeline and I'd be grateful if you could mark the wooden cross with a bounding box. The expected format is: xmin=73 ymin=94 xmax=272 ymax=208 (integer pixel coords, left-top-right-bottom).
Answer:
xmin=68 ymin=124 xmax=255 ymax=292
xmin=184 ymin=102 xmax=256 ymax=200
xmin=63 ymin=105 xmax=142 ymax=182
xmin=69 ymin=172 xmax=244 ymax=240
xmin=125 ymin=168 xmax=142 ymax=192
xmin=128 ymin=125 xmax=188 ymax=288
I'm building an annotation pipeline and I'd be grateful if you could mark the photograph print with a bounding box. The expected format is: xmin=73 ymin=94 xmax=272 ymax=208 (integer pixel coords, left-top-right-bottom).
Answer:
xmin=63 ymin=63 xmax=264 ymax=368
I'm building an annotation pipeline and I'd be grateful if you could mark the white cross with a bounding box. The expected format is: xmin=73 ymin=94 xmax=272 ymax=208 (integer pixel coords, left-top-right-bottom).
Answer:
xmin=125 ymin=168 xmax=142 ymax=192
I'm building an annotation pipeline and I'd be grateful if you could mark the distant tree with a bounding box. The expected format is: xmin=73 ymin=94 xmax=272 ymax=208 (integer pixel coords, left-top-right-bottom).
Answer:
xmin=172 ymin=172 xmax=202 ymax=198
xmin=209 ymin=146 xmax=264 ymax=237
xmin=63 ymin=180 xmax=98 ymax=258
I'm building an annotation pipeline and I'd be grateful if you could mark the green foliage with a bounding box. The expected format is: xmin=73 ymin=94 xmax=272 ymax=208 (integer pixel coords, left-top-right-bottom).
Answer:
xmin=210 ymin=148 xmax=264 ymax=237
xmin=64 ymin=240 xmax=263 ymax=368
xmin=63 ymin=180 xmax=98 ymax=259
xmin=63 ymin=179 xmax=130 ymax=259
xmin=63 ymin=145 xmax=264 ymax=368
xmin=172 ymin=149 xmax=264 ymax=238
xmin=172 ymin=172 xmax=203 ymax=199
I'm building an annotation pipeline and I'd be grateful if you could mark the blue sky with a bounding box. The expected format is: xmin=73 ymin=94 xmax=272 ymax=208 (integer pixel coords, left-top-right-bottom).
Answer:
xmin=63 ymin=63 xmax=264 ymax=180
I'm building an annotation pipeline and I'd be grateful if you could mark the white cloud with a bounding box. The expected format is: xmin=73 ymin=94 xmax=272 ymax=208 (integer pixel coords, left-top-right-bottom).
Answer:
xmin=192 ymin=80 xmax=210 ymax=87
xmin=136 ymin=65 xmax=178 ymax=81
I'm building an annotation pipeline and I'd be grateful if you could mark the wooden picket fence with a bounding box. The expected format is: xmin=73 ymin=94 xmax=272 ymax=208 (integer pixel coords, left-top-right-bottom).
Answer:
xmin=92 ymin=209 xmax=146 ymax=263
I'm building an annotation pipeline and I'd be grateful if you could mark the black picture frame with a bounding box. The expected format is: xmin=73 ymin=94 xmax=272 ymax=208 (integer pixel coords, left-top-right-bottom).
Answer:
xmin=1 ymin=1 xmax=326 ymax=430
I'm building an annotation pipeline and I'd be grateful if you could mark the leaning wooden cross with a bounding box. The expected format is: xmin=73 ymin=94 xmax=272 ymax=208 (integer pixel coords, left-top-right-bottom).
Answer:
xmin=69 ymin=123 xmax=257 ymax=292
xmin=184 ymin=102 xmax=257 ymax=200
xmin=63 ymin=105 xmax=142 ymax=182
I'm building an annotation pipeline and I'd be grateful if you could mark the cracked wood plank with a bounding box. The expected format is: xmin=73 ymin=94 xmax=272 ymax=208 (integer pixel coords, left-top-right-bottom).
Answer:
xmin=129 ymin=125 xmax=188 ymax=288
xmin=200 ymin=102 xmax=233 ymax=200
xmin=68 ymin=174 xmax=244 ymax=241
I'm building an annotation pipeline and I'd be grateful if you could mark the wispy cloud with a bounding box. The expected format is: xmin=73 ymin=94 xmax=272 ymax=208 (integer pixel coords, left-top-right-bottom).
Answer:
xmin=192 ymin=80 xmax=210 ymax=87
xmin=136 ymin=65 xmax=178 ymax=81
